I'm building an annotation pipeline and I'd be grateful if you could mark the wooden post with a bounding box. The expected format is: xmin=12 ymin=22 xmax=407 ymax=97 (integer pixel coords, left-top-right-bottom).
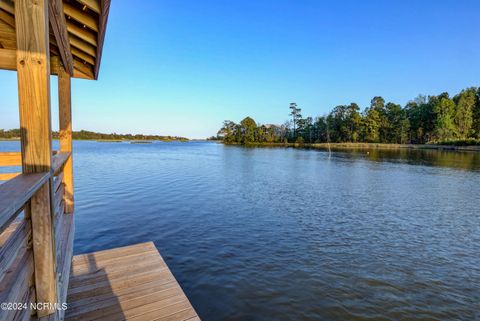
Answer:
xmin=15 ymin=0 xmax=57 ymax=317
xmin=58 ymin=65 xmax=74 ymax=213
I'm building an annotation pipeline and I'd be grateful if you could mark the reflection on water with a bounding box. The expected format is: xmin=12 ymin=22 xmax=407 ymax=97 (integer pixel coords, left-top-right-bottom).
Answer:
xmin=325 ymin=147 xmax=480 ymax=171
xmin=1 ymin=141 xmax=479 ymax=320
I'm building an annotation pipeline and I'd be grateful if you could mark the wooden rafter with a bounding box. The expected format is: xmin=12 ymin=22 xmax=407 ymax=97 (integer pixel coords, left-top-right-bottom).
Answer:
xmin=64 ymin=2 xmax=98 ymax=32
xmin=49 ymin=0 xmax=74 ymax=75
xmin=0 ymin=9 xmax=15 ymax=28
xmin=71 ymin=46 xmax=95 ymax=65
xmin=66 ymin=20 xmax=97 ymax=46
xmin=0 ymin=20 xmax=16 ymax=49
xmin=0 ymin=1 xmax=14 ymax=15
xmin=69 ymin=33 xmax=96 ymax=57
xmin=76 ymin=0 xmax=100 ymax=14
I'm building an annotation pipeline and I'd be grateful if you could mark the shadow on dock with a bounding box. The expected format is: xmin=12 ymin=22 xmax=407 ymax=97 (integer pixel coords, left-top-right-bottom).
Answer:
xmin=65 ymin=242 xmax=199 ymax=320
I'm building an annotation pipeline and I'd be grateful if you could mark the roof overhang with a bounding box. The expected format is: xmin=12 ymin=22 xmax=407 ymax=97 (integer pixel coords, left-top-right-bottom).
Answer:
xmin=0 ymin=0 xmax=110 ymax=80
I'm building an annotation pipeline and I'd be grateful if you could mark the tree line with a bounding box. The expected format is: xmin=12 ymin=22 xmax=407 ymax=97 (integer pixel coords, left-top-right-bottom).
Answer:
xmin=0 ymin=129 xmax=188 ymax=141
xmin=216 ymin=87 xmax=480 ymax=145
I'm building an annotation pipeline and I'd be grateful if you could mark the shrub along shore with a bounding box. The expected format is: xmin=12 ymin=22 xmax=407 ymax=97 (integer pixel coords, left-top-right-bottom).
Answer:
xmin=222 ymin=141 xmax=480 ymax=152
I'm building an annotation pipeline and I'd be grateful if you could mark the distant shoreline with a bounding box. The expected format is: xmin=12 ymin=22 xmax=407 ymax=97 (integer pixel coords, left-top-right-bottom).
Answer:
xmin=222 ymin=142 xmax=480 ymax=152
xmin=0 ymin=138 xmax=188 ymax=142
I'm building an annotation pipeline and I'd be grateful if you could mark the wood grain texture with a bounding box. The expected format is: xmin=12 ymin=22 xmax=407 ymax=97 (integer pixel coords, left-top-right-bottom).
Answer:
xmin=0 ymin=219 xmax=31 ymax=281
xmin=58 ymin=67 xmax=74 ymax=214
xmin=15 ymin=0 xmax=52 ymax=173
xmin=15 ymin=0 xmax=57 ymax=316
xmin=56 ymin=213 xmax=74 ymax=321
xmin=30 ymin=182 xmax=57 ymax=317
xmin=0 ymin=172 xmax=50 ymax=235
xmin=0 ymin=248 xmax=35 ymax=321
xmin=49 ymin=0 xmax=74 ymax=75
xmin=65 ymin=242 xmax=200 ymax=321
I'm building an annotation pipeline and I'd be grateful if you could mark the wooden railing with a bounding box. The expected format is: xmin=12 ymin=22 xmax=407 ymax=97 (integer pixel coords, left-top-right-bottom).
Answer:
xmin=0 ymin=151 xmax=74 ymax=320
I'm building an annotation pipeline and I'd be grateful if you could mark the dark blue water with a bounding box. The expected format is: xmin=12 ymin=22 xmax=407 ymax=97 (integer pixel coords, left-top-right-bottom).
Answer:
xmin=1 ymin=141 xmax=479 ymax=320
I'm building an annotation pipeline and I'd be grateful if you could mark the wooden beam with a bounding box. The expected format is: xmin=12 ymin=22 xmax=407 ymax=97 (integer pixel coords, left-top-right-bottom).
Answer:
xmin=1 ymin=49 xmax=93 ymax=79
xmin=58 ymin=69 xmax=74 ymax=213
xmin=76 ymin=0 xmax=100 ymax=14
xmin=64 ymin=2 xmax=98 ymax=32
xmin=95 ymin=0 xmax=110 ymax=79
xmin=49 ymin=0 xmax=74 ymax=75
xmin=15 ymin=0 xmax=57 ymax=316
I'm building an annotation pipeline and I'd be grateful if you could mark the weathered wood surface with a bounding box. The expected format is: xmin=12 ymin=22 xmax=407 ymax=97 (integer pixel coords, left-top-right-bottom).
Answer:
xmin=65 ymin=242 xmax=200 ymax=321
xmin=58 ymin=67 xmax=74 ymax=214
xmin=0 ymin=245 xmax=35 ymax=321
xmin=52 ymin=151 xmax=71 ymax=175
xmin=56 ymin=213 xmax=74 ymax=321
xmin=0 ymin=219 xmax=31 ymax=280
xmin=0 ymin=172 xmax=50 ymax=234
xmin=15 ymin=0 xmax=57 ymax=315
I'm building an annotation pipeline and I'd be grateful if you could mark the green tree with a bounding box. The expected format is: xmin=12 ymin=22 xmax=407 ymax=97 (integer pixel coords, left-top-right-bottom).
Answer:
xmin=385 ymin=102 xmax=410 ymax=143
xmin=240 ymin=117 xmax=257 ymax=144
xmin=433 ymin=94 xmax=457 ymax=141
xmin=362 ymin=107 xmax=381 ymax=142
xmin=289 ymin=103 xmax=302 ymax=138
xmin=454 ymin=88 xmax=476 ymax=139
xmin=474 ymin=88 xmax=480 ymax=137
xmin=346 ymin=103 xmax=362 ymax=142
xmin=218 ymin=120 xmax=237 ymax=143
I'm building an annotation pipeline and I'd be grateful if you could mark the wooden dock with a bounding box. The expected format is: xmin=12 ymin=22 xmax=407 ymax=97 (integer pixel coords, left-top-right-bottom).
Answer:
xmin=64 ymin=242 xmax=199 ymax=321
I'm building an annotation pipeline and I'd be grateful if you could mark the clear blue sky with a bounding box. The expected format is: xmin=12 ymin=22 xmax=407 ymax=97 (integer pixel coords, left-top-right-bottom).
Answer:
xmin=1 ymin=0 xmax=479 ymax=138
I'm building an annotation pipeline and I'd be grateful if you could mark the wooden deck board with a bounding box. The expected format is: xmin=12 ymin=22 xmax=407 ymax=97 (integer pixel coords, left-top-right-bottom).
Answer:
xmin=65 ymin=242 xmax=199 ymax=321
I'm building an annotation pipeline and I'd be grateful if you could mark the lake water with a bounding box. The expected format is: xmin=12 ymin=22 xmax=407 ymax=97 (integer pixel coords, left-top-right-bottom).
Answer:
xmin=1 ymin=141 xmax=479 ymax=320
